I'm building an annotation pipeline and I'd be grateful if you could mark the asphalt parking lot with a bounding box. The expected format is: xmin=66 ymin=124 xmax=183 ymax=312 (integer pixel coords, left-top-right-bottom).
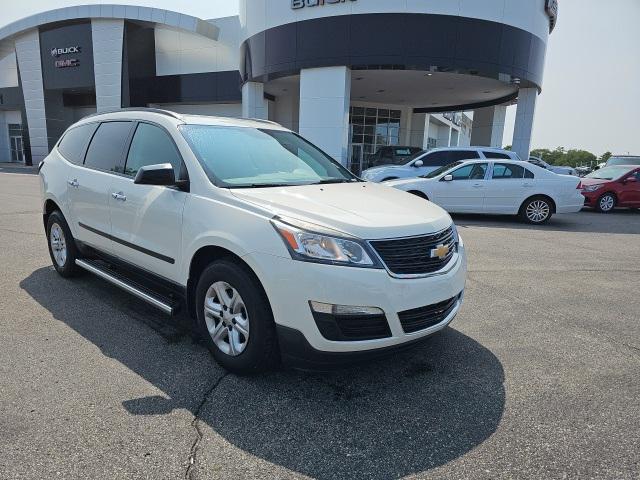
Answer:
xmin=1 ymin=169 xmax=639 ymax=480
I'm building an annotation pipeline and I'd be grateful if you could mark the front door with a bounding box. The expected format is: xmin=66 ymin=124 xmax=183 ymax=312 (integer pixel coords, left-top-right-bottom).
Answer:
xmin=108 ymin=122 xmax=187 ymax=282
xmin=619 ymin=170 xmax=640 ymax=206
xmin=430 ymin=162 xmax=488 ymax=213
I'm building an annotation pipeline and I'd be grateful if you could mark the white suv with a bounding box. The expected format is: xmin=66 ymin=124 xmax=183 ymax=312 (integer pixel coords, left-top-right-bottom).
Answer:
xmin=40 ymin=109 xmax=467 ymax=374
xmin=361 ymin=147 xmax=520 ymax=182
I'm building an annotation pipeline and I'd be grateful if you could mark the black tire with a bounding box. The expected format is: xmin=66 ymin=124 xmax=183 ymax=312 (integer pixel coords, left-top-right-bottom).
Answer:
xmin=195 ymin=259 xmax=279 ymax=374
xmin=46 ymin=210 xmax=82 ymax=277
xmin=519 ymin=196 xmax=553 ymax=224
xmin=595 ymin=193 xmax=616 ymax=213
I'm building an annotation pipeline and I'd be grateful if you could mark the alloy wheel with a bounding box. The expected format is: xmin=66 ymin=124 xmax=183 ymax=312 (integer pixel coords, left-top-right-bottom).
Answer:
xmin=49 ymin=223 xmax=67 ymax=267
xmin=526 ymin=200 xmax=550 ymax=223
xmin=204 ymin=281 xmax=250 ymax=356
xmin=599 ymin=195 xmax=615 ymax=212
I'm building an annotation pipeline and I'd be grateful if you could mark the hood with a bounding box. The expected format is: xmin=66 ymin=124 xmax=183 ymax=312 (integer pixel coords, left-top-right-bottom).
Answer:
xmin=581 ymin=177 xmax=610 ymax=186
xmin=362 ymin=165 xmax=403 ymax=175
xmin=383 ymin=177 xmax=433 ymax=188
xmin=230 ymin=182 xmax=451 ymax=240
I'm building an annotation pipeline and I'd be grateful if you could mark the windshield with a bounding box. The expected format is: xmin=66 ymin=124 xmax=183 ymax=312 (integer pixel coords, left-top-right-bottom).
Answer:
xmin=586 ymin=166 xmax=633 ymax=180
xmin=372 ymin=148 xmax=423 ymax=166
xmin=423 ymin=161 xmax=465 ymax=179
xmin=606 ymin=156 xmax=640 ymax=167
xmin=180 ymin=125 xmax=357 ymax=188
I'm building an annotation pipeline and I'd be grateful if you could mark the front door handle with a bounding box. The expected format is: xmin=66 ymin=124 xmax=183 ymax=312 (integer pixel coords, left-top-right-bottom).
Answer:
xmin=523 ymin=183 xmax=534 ymax=188
xmin=472 ymin=183 xmax=483 ymax=188
xmin=67 ymin=179 xmax=79 ymax=188
xmin=111 ymin=192 xmax=127 ymax=202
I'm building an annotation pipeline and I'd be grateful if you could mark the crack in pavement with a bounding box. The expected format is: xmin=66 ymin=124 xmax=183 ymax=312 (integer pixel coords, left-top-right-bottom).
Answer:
xmin=186 ymin=372 xmax=230 ymax=480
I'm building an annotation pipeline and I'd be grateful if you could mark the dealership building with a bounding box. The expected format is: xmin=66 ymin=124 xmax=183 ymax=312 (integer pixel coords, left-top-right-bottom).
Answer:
xmin=0 ymin=0 xmax=556 ymax=170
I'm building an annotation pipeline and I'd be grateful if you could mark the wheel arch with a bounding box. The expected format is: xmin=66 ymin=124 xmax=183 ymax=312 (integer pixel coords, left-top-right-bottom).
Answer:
xmin=408 ymin=190 xmax=429 ymax=200
xmin=43 ymin=198 xmax=62 ymax=229
xmin=520 ymin=194 xmax=557 ymax=214
xmin=186 ymin=245 xmax=272 ymax=322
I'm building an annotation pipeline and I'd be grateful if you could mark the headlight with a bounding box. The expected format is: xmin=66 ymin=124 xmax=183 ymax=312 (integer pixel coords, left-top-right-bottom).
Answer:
xmin=271 ymin=217 xmax=382 ymax=268
xmin=582 ymin=184 xmax=603 ymax=192
xmin=451 ymin=223 xmax=461 ymax=246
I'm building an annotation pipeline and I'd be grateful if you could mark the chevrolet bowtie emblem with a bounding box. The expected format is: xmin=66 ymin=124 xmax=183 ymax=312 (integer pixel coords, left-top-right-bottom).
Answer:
xmin=431 ymin=244 xmax=450 ymax=260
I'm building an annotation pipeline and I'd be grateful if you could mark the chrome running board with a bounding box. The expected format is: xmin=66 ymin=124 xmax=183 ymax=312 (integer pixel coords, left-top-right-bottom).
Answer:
xmin=75 ymin=259 xmax=175 ymax=315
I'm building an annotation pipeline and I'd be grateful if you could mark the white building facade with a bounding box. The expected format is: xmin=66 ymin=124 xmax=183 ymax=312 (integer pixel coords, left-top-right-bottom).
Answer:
xmin=0 ymin=1 xmax=557 ymax=166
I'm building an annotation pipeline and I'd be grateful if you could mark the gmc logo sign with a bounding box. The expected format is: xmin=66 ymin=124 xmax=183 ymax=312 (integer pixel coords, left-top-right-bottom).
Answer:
xmin=50 ymin=46 xmax=81 ymax=58
xmin=292 ymin=0 xmax=356 ymax=10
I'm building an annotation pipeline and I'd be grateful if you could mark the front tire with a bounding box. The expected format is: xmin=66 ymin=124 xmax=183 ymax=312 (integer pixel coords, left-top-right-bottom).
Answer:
xmin=195 ymin=259 xmax=279 ymax=374
xmin=596 ymin=193 xmax=616 ymax=213
xmin=46 ymin=210 xmax=81 ymax=277
xmin=520 ymin=197 xmax=553 ymax=224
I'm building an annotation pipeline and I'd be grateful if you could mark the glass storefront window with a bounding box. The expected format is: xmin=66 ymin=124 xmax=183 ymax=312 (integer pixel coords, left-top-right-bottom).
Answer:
xmin=348 ymin=106 xmax=403 ymax=174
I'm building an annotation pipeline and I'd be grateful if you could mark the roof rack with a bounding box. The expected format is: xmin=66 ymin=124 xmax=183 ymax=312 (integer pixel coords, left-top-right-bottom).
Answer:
xmin=83 ymin=108 xmax=183 ymax=121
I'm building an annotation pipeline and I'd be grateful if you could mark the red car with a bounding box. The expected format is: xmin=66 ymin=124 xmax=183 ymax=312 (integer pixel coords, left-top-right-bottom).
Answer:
xmin=581 ymin=165 xmax=640 ymax=212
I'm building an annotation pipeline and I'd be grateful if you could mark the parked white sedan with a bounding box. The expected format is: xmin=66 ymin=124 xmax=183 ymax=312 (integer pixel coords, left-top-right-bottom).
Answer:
xmin=384 ymin=160 xmax=585 ymax=224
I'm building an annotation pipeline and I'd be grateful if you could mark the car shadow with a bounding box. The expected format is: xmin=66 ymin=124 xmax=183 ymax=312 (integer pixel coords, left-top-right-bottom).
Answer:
xmin=452 ymin=208 xmax=640 ymax=235
xmin=21 ymin=267 xmax=505 ymax=480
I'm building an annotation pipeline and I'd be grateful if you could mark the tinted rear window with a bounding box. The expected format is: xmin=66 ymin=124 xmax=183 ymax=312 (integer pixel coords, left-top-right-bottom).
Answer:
xmin=85 ymin=122 xmax=132 ymax=172
xmin=57 ymin=123 xmax=98 ymax=165
xmin=483 ymin=151 xmax=512 ymax=160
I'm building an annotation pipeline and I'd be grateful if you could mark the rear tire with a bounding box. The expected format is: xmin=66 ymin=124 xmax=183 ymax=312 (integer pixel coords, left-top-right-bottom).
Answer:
xmin=46 ymin=210 xmax=81 ymax=277
xmin=519 ymin=196 xmax=553 ymax=224
xmin=195 ymin=259 xmax=279 ymax=375
xmin=596 ymin=193 xmax=616 ymax=213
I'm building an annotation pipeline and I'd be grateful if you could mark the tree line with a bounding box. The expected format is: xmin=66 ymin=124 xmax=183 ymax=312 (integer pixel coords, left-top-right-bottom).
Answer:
xmin=505 ymin=146 xmax=612 ymax=167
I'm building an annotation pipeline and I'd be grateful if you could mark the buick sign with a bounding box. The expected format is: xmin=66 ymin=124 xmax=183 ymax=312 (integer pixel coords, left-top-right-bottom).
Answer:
xmin=292 ymin=0 xmax=356 ymax=10
xmin=50 ymin=46 xmax=81 ymax=57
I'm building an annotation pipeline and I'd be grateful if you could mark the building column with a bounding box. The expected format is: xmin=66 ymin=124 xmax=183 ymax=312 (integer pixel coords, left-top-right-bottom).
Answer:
xmin=512 ymin=88 xmax=538 ymax=160
xmin=470 ymin=105 xmax=507 ymax=147
xmin=299 ymin=66 xmax=351 ymax=165
xmin=92 ymin=19 xmax=124 ymax=113
xmin=15 ymin=29 xmax=47 ymax=165
xmin=421 ymin=114 xmax=432 ymax=150
xmin=242 ymin=82 xmax=268 ymax=119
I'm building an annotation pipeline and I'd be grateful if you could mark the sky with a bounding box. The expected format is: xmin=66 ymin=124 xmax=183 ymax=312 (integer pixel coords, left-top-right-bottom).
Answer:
xmin=2 ymin=0 xmax=639 ymax=156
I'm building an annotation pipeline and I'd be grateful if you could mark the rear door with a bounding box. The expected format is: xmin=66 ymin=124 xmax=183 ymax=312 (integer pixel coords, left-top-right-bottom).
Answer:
xmin=429 ymin=162 xmax=489 ymax=213
xmin=108 ymin=122 xmax=188 ymax=282
xmin=483 ymin=163 xmax=532 ymax=214
xmin=67 ymin=121 xmax=133 ymax=254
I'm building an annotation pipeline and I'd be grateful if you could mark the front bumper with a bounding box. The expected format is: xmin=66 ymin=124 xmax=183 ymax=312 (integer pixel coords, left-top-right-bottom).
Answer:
xmin=246 ymin=240 xmax=467 ymax=362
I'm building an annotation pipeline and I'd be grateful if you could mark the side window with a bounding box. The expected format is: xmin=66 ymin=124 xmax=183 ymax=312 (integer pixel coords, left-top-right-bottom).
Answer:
xmin=483 ymin=151 xmax=511 ymax=160
xmin=493 ymin=163 xmax=526 ymax=179
xmin=423 ymin=151 xmax=451 ymax=167
xmin=524 ymin=168 xmax=535 ymax=179
xmin=450 ymin=163 xmax=488 ymax=180
xmin=85 ymin=122 xmax=133 ymax=172
xmin=125 ymin=123 xmax=183 ymax=177
xmin=57 ymin=123 xmax=98 ymax=165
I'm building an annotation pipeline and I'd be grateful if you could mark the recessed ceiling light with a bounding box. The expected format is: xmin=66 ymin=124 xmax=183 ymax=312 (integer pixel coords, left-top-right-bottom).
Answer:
xmin=426 ymin=73 xmax=433 ymax=77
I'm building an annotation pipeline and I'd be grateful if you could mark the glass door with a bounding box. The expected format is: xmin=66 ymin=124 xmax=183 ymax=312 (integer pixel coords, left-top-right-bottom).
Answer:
xmin=10 ymin=136 xmax=24 ymax=163
xmin=349 ymin=144 xmax=364 ymax=175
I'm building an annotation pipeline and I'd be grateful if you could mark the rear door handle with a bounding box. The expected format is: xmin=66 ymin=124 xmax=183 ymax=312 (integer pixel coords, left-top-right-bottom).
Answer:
xmin=472 ymin=183 xmax=483 ymax=188
xmin=111 ymin=192 xmax=127 ymax=202
xmin=67 ymin=179 xmax=79 ymax=188
xmin=523 ymin=183 xmax=534 ymax=188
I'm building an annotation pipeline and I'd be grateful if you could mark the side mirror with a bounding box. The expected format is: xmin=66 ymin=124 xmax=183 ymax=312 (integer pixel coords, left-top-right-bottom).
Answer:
xmin=442 ymin=174 xmax=454 ymax=182
xmin=134 ymin=163 xmax=177 ymax=186
xmin=413 ymin=160 xmax=424 ymax=168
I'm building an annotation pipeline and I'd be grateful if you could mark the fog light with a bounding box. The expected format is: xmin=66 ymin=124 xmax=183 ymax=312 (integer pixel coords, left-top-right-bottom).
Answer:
xmin=309 ymin=301 xmax=384 ymax=317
